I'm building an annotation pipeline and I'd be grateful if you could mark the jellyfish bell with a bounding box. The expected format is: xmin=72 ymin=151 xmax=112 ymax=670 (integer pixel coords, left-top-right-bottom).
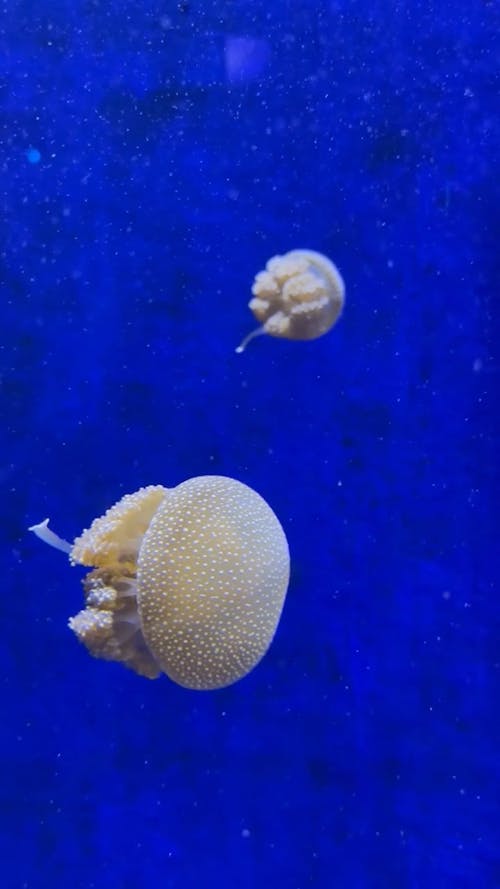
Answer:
xmin=236 ymin=248 xmax=345 ymax=353
xmin=29 ymin=476 xmax=290 ymax=690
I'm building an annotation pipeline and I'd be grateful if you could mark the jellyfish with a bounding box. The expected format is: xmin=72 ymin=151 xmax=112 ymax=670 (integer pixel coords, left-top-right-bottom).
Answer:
xmin=29 ymin=476 xmax=290 ymax=690
xmin=236 ymin=248 xmax=345 ymax=353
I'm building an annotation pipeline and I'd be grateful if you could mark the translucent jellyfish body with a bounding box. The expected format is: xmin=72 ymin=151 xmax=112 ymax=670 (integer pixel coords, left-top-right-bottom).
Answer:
xmin=30 ymin=476 xmax=290 ymax=690
xmin=237 ymin=248 xmax=345 ymax=352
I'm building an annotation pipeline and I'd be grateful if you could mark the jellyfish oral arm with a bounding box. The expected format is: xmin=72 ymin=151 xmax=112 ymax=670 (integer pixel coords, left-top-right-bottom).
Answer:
xmin=28 ymin=518 xmax=72 ymax=554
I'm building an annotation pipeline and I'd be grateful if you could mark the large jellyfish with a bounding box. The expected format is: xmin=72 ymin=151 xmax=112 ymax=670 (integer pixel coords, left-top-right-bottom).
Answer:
xmin=237 ymin=248 xmax=345 ymax=352
xmin=30 ymin=476 xmax=290 ymax=690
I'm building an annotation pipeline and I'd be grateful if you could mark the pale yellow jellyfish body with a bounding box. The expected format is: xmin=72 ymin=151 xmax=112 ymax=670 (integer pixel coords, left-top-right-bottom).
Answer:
xmin=236 ymin=248 xmax=345 ymax=352
xmin=30 ymin=476 xmax=290 ymax=690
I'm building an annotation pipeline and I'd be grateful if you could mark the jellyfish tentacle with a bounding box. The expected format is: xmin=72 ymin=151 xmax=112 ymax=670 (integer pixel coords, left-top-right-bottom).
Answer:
xmin=235 ymin=325 xmax=266 ymax=353
xmin=28 ymin=518 xmax=72 ymax=554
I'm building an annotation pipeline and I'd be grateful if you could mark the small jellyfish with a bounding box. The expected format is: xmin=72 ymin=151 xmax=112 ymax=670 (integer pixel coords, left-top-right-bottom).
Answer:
xmin=29 ymin=476 xmax=290 ymax=690
xmin=236 ymin=248 xmax=345 ymax=353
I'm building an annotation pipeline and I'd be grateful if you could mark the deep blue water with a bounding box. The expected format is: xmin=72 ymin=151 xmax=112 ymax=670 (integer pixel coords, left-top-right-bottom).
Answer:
xmin=1 ymin=2 xmax=498 ymax=887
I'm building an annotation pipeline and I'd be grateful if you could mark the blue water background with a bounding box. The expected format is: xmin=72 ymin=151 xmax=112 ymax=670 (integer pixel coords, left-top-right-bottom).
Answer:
xmin=1 ymin=1 xmax=498 ymax=887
